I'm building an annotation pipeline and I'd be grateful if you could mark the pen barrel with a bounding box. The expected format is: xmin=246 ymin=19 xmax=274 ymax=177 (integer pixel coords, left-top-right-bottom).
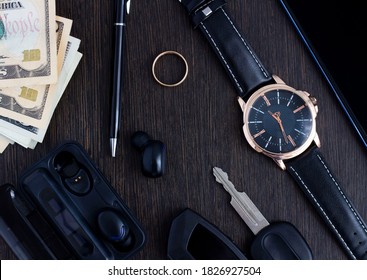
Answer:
xmin=109 ymin=0 xmax=127 ymax=157
xmin=115 ymin=0 xmax=125 ymax=23
xmin=110 ymin=24 xmax=125 ymax=139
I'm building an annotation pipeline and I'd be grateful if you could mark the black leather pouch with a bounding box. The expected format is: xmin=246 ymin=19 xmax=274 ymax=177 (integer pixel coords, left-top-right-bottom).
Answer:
xmin=167 ymin=208 xmax=247 ymax=260
xmin=0 ymin=141 xmax=145 ymax=260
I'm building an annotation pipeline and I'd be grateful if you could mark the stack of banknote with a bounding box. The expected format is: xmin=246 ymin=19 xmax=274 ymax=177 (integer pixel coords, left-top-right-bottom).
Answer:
xmin=0 ymin=0 xmax=82 ymax=153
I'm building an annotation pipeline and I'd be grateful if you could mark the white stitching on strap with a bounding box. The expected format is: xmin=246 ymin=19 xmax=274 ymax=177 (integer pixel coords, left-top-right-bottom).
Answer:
xmin=289 ymin=165 xmax=356 ymax=259
xmin=199 ymin=7 xmax=271 ymax=94
xmin=221 ymin=8 xmax=269 ymax=78
xmin=316 ymin=154 xmax=367 ymax=234
xmin=200 ymin=22 xmax=244 ymax=93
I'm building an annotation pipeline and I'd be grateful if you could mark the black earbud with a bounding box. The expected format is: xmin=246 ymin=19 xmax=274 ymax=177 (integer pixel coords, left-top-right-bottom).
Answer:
xmin=131 ymin=131 xmax=166 ymax=178
xmin=54 ymin=151 xmax=91 ymax=195
xmin=97 ymin=209 xmax=133 ymax=251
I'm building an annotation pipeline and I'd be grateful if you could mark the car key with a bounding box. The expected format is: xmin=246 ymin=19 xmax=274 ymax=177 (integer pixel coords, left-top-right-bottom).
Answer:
xmin=213 ymin=167 xmax=313 ymax=260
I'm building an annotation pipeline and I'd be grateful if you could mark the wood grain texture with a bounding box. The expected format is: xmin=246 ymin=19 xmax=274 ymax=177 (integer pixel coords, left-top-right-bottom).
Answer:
xmin=1 ymin=0 xmax=367 ymax=260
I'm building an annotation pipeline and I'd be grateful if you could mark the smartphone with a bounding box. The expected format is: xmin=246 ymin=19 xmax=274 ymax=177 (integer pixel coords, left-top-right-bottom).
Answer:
xmin=278 ymin=0 xmax=367 ymax=147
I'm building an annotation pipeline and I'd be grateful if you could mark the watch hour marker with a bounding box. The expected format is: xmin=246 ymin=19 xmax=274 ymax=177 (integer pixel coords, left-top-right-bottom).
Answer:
xmin=251 ymin=107 xmax=264 ymax=114
xmin=287 ymin=135 xmax=296 ymax=147
xmin=277 ymin=90 xmax=280 ymax=104
xmin=296 ymin=118 xmax=312 ymax=122
xmin=253 ymin=129 xmax=265 ymax=138
xmin=293 ymin=104 xmax=306 ymax=113
xmin=286 ymin=94 xmax=294 ymax=106
xmin=265 ymin=136 xmax=272 ymax=148
xmin=279 ymin=138 xmax=282 ymax=152
xmin=263 ymin=95 xmax=271 ymax=106
xmin=295 ymin=128 xmax=306 ymax=136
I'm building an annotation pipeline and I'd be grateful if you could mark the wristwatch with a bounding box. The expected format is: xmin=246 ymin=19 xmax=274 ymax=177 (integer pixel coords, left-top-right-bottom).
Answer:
xmin=178 ymin=0 xmax=367 ymax=259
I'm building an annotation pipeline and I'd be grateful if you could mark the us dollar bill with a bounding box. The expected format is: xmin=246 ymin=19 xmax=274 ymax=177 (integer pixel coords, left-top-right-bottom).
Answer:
xmin=0 ymin=39 xmax=82 ymax=146
xmin=0 ymin=0 xmax=58 ymax=87
xmin=0 ymin=16 xmax=72 ymax=129
xmin=0 ymin=133 xmax=13 ymax=153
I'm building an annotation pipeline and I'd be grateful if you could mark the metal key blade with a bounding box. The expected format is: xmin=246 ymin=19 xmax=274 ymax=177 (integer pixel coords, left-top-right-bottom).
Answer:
xmin=213 ymin=167 xmax=270 ymax=235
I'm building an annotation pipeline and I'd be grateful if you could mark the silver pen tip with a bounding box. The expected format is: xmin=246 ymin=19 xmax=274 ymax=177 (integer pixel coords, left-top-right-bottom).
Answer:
xmin=127 ymin=0 xmax=131 ymax=14
xmin=110 ymin=138 xmax=117 ymax=157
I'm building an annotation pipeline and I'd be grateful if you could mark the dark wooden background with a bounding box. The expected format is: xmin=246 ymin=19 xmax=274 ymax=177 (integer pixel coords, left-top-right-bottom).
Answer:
xmin=1 ymin=0 xmax=367 ymax=260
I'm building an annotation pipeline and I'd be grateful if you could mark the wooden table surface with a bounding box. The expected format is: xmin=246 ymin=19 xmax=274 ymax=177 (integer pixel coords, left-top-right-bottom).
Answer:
xmin=1 ymin=0 xmax=367 ymax=260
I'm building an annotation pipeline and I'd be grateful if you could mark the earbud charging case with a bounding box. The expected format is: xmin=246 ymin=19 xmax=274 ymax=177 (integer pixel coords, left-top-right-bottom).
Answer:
xmin=0 ymin=141 xmax=146 ymax=260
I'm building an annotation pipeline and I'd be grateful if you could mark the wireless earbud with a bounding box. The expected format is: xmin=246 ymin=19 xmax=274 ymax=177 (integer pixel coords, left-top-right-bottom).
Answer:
xmin=97 ymin=208 xmax=133 ymax=252
xmin=131 ymin=131 xmax=166 ymax=178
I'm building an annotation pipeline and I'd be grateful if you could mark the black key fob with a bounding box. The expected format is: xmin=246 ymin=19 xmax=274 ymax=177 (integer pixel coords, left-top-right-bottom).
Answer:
xmin=250 ymin=222 xmax=313 ymax=260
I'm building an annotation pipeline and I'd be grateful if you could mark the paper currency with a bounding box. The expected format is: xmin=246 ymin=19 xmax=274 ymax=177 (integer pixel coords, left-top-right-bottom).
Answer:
xmin=0 ymin=134 xmax=13 ymax=153
xmin=27 ymin=50 xmax=82 ymax=149
xmin=0 ymin=0 xmax=58 ymax=87
xmin=0 ymin=12 xmax=82 ymax=153
xmin=0 ymin=16 xmax=73 ymax=129
xmin=0 ymin=38 xmax=82 ymax=147
xmin=0 ymin=121 xmax=33 ymax=148
xmin=55 ymin=16 xmax=72 ymax=73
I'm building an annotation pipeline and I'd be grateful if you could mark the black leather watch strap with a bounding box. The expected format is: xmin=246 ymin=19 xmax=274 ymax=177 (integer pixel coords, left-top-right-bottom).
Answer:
xmin=285 ymin=145 xmax=367 ymax=260
xmin=180 ymin=0 xmax=274 ymax=98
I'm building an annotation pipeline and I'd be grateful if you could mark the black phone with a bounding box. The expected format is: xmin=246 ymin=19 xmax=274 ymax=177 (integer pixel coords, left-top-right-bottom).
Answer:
xmin=278 ymin=0 xmax=367 ymax=148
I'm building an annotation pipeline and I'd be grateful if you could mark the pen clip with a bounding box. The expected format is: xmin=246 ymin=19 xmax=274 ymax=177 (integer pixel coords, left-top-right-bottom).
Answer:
xmin=126 ymin=0 xmax=131 ymax=15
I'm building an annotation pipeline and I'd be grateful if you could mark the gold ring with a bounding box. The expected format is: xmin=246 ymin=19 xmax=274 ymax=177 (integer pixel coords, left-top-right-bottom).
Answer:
xmin=152 ymin=51 xmax=188 ymax=87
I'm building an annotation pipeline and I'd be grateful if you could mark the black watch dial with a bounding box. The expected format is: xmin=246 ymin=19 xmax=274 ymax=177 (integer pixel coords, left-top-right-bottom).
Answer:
xmin=246 ymin=89 xmax=314 ymax=154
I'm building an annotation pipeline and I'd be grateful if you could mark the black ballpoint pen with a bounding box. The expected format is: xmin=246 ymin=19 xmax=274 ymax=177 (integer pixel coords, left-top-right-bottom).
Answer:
xmin=110 ymin=0 xmax=130 ymax=157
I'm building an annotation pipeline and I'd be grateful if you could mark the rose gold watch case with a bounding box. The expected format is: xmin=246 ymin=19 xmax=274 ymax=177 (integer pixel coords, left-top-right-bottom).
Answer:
xmin=238 ymin=75 xmax=320 ymax=170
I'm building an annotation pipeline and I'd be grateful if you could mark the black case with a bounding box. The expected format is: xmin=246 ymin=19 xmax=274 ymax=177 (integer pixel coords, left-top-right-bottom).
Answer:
xmin=167 ymin=208 xmax=247 ymax=260
xmin=0 ymin=141 xmax=146 ymax=260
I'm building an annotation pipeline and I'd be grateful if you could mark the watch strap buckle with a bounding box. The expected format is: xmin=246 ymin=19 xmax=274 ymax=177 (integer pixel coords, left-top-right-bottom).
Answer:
xmin=181 ymin=0 xmax=227 ymax=28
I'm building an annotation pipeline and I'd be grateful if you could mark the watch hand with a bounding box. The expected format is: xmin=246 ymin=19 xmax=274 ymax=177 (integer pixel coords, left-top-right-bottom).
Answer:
xmin=268 ymin=110 xmax=278 ymax=121
xmin=278 ymin=121 xmax=289 ymax=144
xmin=268 ymin=111 xmax=288 ymax=144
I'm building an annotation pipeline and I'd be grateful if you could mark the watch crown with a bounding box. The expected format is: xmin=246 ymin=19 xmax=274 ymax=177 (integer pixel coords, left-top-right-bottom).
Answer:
xmin=310 ymin=96 xmax=317 ymax=105
xmin=309 ymin=96 xmax=318 ymax=113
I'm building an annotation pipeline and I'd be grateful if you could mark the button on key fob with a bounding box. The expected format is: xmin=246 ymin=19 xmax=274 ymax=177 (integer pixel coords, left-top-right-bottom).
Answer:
xmin=213 ymin=167 xmax=313 ymax=260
